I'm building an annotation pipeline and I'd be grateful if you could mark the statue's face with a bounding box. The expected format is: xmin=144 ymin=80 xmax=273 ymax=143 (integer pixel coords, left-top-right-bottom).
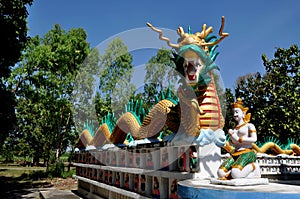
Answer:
xmin=182 ymin=51 xmax=204 ymax=85
xmin=233 ymin=108 xmax=245 ymax=122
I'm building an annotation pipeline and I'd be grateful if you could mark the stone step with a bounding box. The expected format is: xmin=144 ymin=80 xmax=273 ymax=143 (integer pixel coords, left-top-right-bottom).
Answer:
xmin=39 ymin=189 xmax=83 ymax=199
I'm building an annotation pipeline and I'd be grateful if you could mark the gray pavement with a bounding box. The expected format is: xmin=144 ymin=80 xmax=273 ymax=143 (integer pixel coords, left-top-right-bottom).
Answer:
xmin=1 ymin=188 xmax=83 ymax=199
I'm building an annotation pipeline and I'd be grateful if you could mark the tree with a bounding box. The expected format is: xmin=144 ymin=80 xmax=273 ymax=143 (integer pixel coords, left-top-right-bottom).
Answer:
xmin=234 ymin=45 xmax=300 ymax=143
xmin=0 ymin=0 xmax=34 ymax=77
xmin=261 ymin=45 xmax=300 ymax=141
xmin=223 ymin=88 xmax=235 ymax=133
xmin=72 ymin=47 xmax=100 ymax=132
xmin=9 ymin=24 xmax=90 ymax=166
xmin=97 ymin=38 xmax=135 ymax=120
xmin=0 ymin=0 xmax=34 ymax=147
xmin=143 ymin=48 xmax=177 ymax=107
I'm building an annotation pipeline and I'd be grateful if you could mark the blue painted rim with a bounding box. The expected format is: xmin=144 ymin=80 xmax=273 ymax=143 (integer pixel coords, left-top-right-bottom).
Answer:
xmin=178 ymin=184 xmax=300 ymax=199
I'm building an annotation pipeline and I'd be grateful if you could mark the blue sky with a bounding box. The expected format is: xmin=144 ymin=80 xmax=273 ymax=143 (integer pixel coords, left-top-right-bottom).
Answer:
xmin=27 ymin=0 xmax=300 ymax=89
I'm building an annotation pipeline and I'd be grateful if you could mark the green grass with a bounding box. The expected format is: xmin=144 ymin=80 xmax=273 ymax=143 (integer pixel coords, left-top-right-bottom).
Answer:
xmin=59 ymin=154 xmax=70 ymax=162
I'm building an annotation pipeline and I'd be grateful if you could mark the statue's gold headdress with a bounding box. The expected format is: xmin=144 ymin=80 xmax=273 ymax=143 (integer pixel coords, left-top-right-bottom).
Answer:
xmin=232 ymin=98 xmax=251 ymax=122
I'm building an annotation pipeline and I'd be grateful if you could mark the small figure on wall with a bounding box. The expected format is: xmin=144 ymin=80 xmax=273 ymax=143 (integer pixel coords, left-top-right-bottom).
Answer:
xmin=178 ymin=147 xmax=186 ymax=172
xmin=120 ymin=151 xmax=125 ymax=166
xmin=111 ymin=152 xmax=116 ymax=166
xmin=124 ymin=173 xmax=130 ymax=190
xmin=169 ymin=179 xmax=179 ymax=199
xmin=152 ymin=176 xmax=160 ymax=199
xmin=99 ymin=170 xmax=103 ymax=182
xmin=217 ymin=98 xmax=261 ymax=179
xmin=91 ymin=155 xmax=95 ymax=164
xmin=88 ymin=168 xmax=92 ymax=179
xmin=146 ymin=150 xmax=153 ymax=169
xmin=97 ymin=152 xmax=102 ymax=165
xmin=93 ymin=169 xmax=97 ymax=180
xmin=106 ymin=152 xmax=110 ymax=165
xmin=108 ymin=171 xmax=112 ymax=185
xmin=189 ymin=146 xmax=198 ymax=172
xmin=140 ymin=175 xmax=146 ymax=195
xmin=134 ymin=174 xmax=139 ymax=192
xmin=115 ymin=172 xmax=120 ymax=187
xmin=105 ymin=171 xmax=108 ymax=183
xmin=129 ymin=151 xmax=134 ymax=167
xmin=161 ymin=148 xmax=169 ymax=170
xmin=102 ymin=151 xmax=106 ymax=165
xmin=135 ymin=150 xmax=140 ymax=167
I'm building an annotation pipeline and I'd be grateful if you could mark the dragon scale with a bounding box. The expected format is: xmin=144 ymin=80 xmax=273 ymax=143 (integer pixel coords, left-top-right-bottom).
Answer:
xmin=198 ymin=73 xmax=224 ymax=131
xmin=80 ymin=99 xmax=177 ymax=147
xmin=175 ymin=72 xmax=224 ymax=137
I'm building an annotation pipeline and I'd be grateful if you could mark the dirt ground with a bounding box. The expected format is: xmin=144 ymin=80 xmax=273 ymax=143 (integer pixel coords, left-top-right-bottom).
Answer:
xmin=0 ymin=173 xmax=79 ymax=198
xmin=48 ymin=177 xmax=78 ymax=190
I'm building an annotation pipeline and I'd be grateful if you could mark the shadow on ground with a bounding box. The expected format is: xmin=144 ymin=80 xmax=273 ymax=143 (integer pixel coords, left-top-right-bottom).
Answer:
xmin=0 ymin=170 xmax=53 ymax=198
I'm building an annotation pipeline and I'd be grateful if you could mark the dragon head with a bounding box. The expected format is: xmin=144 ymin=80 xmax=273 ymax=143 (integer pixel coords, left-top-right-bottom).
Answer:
xmin=147 ymin=16 xmax=228 ymax=87
xmin=174 ymin=44 xmax=219 ymax=87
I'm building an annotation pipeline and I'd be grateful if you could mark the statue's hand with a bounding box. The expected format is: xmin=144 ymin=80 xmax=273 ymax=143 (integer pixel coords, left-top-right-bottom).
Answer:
xmin=195 ymin=129 xmax=226 ymax=147
xmin=228 ymin=129 xmax=239 ymax=142
xmin=195 ymin=129 xmax=215 ymax=146
xmin=214 ymin=129 xmax=226 ymax=147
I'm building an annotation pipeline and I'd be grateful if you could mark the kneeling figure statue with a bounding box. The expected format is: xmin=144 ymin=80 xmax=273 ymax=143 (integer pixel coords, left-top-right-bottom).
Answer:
xmin=217 ymin=98 xmax=261 ymax=179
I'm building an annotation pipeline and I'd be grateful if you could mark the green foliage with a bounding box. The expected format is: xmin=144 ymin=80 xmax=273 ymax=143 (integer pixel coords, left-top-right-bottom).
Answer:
xmin=94 ymin=92 xmax=112 ymax=123
xmin=97 ymin=38 xmax=135 ymax=119
xmin=61 ymin=168 xmax=76 ymax=178
xmin=1 ymin=138 xmax=14 ymax=163
xmin=0 ymin=0 xmax=34 ymax=76
xmin=8 ymin=24 xmax=90 ymax=165
xmin=144 ymin=48 xmax=177 ymax=107
xmin=72 ymin=47 xmax=100 ymax=133
xmin=48 ymin=162 xmax=65 ymax=178
xmin=0 ymin=86 xmax=16 ymax=147
xmin=59 ymin=152 xmax=70 ymax=162
xmin=0 ymin=0 xmax=33 ymax=147
xmin=223 ymin=88 xmax=235 ymax=133
xmin=234 ymin=45 xmax=300 ymax=143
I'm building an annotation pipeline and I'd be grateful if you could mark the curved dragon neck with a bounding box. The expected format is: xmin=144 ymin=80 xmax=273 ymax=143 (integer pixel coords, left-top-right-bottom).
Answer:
xmin=178 ymin=71 xmax=224 ymax=136
xmin=197 ymin=72 xmax=223 ymax=130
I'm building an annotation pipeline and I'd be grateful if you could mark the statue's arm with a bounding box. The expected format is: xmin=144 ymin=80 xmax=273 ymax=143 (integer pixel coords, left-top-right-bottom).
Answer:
xmin=229 ymin=124 xmax=257 ymax=144
xmin=240 ymin=123 xmax=257 ymax=144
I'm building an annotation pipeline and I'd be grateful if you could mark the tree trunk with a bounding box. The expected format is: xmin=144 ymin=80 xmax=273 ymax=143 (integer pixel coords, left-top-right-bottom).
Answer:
xmin=33 ymin=155 xmax=39 ymax=167
xmin=56 ymin=112 xmax=71 ymax=163
xmin=55 ymin=148 xmax=60 ymax=163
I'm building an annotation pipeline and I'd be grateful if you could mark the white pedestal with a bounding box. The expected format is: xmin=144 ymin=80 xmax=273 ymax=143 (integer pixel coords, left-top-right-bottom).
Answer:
xmin=197 ymin=143 xmax=221 ymax=179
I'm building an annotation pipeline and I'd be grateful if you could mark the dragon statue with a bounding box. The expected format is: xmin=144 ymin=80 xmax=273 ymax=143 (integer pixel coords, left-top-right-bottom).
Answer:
xmin=79 ymin=16 xmax=228 ymax=149
xmin=78 ymin=16 xmax=300 ymax=156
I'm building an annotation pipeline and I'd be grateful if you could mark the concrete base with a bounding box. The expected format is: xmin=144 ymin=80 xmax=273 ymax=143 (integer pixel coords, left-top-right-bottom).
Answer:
xmin=178 ymin=179 xmax=300 ymax=199
xmin=197 ymin=143 xmax=221 ymax=178
xmin=210 ymin=178 xmax=269 ymax=186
